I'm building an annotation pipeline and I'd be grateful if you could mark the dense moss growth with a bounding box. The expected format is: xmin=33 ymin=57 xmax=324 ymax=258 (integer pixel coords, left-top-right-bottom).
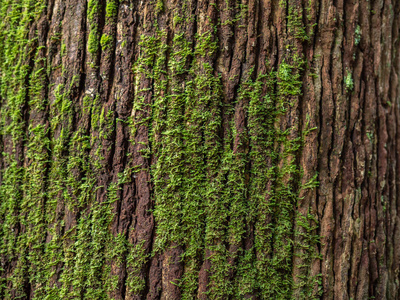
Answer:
xmin=0 ymin=0 xmax=325 ymax=299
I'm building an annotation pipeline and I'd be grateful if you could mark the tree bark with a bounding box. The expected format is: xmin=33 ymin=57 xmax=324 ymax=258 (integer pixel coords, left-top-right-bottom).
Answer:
xmin=0 ymin=0 xmax=399 ymax=299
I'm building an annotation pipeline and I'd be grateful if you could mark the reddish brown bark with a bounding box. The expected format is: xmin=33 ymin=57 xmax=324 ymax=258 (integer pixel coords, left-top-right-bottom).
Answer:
xmin=0 ymin=0 xmax=400 ymax=299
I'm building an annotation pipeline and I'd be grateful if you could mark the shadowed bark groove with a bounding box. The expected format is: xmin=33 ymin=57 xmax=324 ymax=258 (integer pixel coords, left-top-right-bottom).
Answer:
xmin=0 ymin=0 xmax=399 ymax=299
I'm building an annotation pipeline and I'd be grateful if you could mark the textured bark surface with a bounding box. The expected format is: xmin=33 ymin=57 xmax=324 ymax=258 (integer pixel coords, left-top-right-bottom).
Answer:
xmin=0 ymin=0 xmax=399 ymax=299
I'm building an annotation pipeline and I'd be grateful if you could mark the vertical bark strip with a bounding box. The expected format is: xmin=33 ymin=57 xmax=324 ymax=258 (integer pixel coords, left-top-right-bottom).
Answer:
xmin=0 ymin=0 xmax=399 ymax=299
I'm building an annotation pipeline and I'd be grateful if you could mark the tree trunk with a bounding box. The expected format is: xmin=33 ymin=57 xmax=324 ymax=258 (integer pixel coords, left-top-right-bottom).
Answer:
xmin=0 ymin=0 xmax=399 ymax=299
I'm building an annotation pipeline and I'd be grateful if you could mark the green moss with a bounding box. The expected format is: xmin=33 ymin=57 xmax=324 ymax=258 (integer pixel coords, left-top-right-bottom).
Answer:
xmin=87 ymin=0 xmax=100 ymax=55
xmin=345 ymin=70 xmax=354 ymax=91
xmin=126 ymin=241 xmax=148 ymax=294
xmin=0 ymin=0 xmax=48 ymax=297
xmin=100 ymin=34 xmax=113 ymax=51
xmin=0 ymin=0 xmax=322 ymax=298
xmin=151 ymin=15 xmax=193 ymax=253
xmin=105 ymin=0 xmax=118 ymax=19
xmin=287 ymin=5 xmax=309 ymax=41
xmin=355 ymin=25 xmax=361 ymax=46
xmin=155 ymin=0 xmax=164 ymax=14
xmin=88 ymin=30 xmax=99 ymax=54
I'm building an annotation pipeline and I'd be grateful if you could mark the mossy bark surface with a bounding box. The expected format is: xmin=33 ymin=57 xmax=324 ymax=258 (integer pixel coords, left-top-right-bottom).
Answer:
xmin=0 ymin=0 xmax=400 ymax=299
